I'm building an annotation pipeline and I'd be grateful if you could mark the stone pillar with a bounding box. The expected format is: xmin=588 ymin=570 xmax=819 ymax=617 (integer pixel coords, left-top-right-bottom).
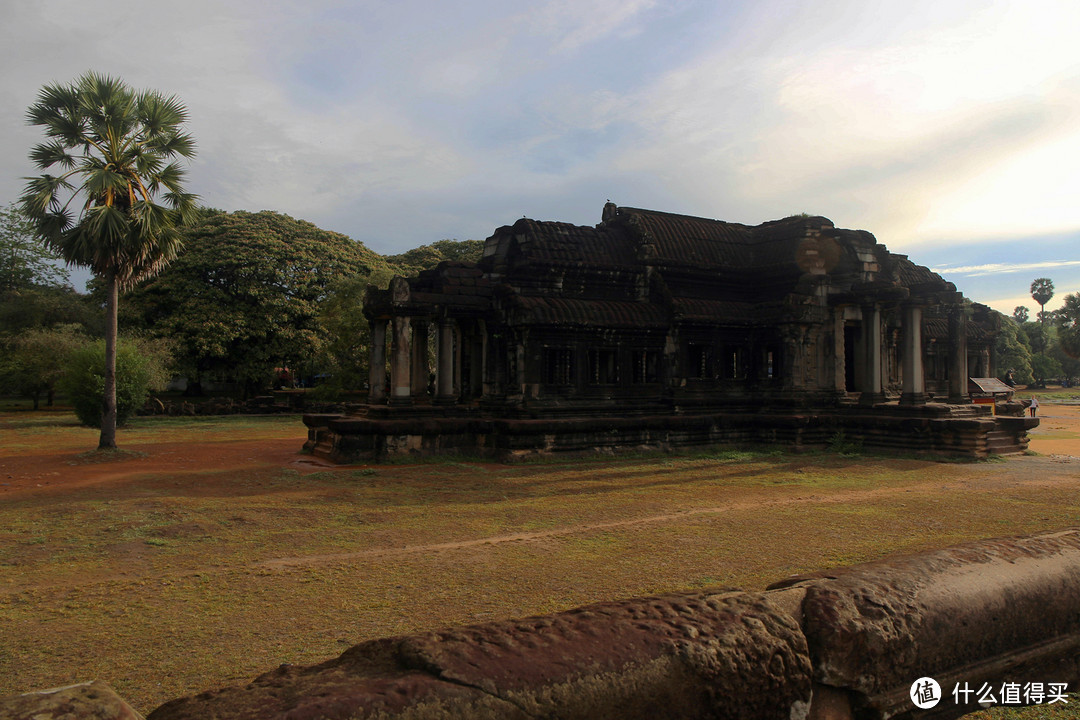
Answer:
xmin=454 ymin=324 xmax=463 ymax=397
xmin=469 ymin=326 xmax=485 ymax=400
xmin=832 ymin=310 xmax=846 ymax=396
xmin=390 ymin=316 xmax=412 ymax=405
xmin=436 ymin=317 xmax=456 ymax=403
xmin=779 ymin=325 xmax=804 ymax=392
xmin=411 ymin=319 xmax=429 ymax=402
xmin=860 ymin=304 xmax=885 ymax=406
xmin=368 ymin=319 xmax=387 ymax=403
xmin=948 ymin=305 xmax=970 ymax=404
xmin=899 ymin=305 xmax=927 ymax=405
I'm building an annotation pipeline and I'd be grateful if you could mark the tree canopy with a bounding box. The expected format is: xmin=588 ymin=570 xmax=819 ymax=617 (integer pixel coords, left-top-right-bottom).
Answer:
xmin=122 ymin=210 xmax=384 ymax=394
xmin=0 ymin=202 xmax=69 ymax=291
xmin=1031 ymin=278 xmax=1054 ymax=322
xmin=1057 ymin=292 xmax=1080 ymax=359
xmin=385 ymin=239 xmax=484 ymax=276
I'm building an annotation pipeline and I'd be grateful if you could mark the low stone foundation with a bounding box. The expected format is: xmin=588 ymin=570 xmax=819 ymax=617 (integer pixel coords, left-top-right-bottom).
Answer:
xmin=303 ymin=403 xmax=1038 ymax=463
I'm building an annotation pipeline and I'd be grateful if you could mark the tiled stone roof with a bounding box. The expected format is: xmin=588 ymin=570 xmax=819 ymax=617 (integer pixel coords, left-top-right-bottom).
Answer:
xmin=508 ymin=296 xmax=669 ymax=328
xmin=671 ymin=298 xmax=757 ymax=325
xmin=614 ymin=207 xmax=756 ymax=270
xmin=505 ymin=219 xmax=638 ymax=269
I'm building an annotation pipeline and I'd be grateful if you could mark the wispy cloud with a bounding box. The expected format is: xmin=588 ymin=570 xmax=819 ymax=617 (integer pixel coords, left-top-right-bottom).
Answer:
xmin=3 ymin=0 xmax=1079 ymax=266
xmin=932 ymin=260 xmax=1080 ymax=277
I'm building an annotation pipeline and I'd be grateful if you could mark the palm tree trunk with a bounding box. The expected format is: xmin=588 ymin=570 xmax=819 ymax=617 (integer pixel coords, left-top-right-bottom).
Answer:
xmin=99 ymin=273 xmax=119 ymax=449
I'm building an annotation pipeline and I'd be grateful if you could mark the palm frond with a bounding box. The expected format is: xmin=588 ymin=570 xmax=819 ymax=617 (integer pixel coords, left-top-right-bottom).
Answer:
xmin=83 ymin=167 xmax=129 ymax=202
xmin=136 ymin=90 xmax=189 ymax=135
xmin=163 ymin=191 xmax=201 ymax=219
xmin=146 ymin=129 xmax=197 ymax=159
xmin=29 ymin=140 xmax=76 ymax=170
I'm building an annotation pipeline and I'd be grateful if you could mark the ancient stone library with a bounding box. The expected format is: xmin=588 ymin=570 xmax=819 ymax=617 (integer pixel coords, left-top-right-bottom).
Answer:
xmin=303 ymin=203 xmax=1037 ymax=461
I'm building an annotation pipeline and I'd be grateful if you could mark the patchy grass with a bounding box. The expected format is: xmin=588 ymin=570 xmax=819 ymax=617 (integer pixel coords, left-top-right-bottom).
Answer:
xmin=0 ymin=410 xmax=1078 ymax=716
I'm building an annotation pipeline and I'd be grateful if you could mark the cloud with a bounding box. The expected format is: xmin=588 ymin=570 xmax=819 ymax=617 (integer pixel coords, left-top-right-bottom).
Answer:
xmin=3 ymin=0 xmax=1079 ymax=266
xmin=525 ymin=0 xmax=658 ymax=53
xmin=601 ymin=0 xmax=1080 ymax=240
xmin=932 ymin=260 xmax=1080 ymax=277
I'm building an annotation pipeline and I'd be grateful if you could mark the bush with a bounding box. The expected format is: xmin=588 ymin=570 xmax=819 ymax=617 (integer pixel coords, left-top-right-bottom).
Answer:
xmin=59 ymin=338 xmax=173 ymax=428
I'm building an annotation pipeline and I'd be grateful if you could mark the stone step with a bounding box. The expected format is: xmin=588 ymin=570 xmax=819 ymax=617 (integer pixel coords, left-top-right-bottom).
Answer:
xmin=985 ymin=429 xmax=1024 ymax=455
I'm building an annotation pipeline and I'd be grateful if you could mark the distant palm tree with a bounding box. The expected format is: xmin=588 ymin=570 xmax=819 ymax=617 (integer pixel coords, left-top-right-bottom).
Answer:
xmin=20 ymin=72 xmax=198 ymax=448
xmin=1031 ymin=278 xmax=1054 ymax=324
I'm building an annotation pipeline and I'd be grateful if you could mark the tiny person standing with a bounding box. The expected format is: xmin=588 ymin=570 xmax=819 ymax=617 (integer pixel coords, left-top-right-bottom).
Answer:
xmin=1029 ymin=396 xmax=1039 ymax=417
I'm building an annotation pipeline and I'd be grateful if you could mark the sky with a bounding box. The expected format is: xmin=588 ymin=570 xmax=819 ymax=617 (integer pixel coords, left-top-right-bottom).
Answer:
xmin=1 ymin=0 xmax=1078 ymax=316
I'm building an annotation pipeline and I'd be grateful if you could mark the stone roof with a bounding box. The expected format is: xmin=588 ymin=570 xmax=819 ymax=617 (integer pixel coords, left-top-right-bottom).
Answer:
xmin=506 ymin=296 xmax=669 ymax=329
xmin=612 ymin=206 xmax=757 ymax=270
xmin=485 ymin=218 xmax=638 ymax=271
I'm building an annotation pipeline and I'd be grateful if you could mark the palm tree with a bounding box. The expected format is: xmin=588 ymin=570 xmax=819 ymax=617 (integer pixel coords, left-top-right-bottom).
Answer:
xmin=1031 ymin=278 xmax=1054 ymax=324
xmin=20 ymin=73 xmax=197 ymax=448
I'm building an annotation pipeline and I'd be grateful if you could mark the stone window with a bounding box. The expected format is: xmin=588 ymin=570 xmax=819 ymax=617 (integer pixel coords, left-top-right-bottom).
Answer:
xmin=688 ymin=343 xmax=709 ymax=379
xmin=632 ymin=350 xmax=660 ymax=384
xmin=764 ymin=346 xmax=780 ymax=380
xmin=722 ymin=346 xmax=745 ymax=380
xmin=588 ymin=349 xmax=619 ymax=385
xmin=541 ymin=347 xmax=574 ymax=385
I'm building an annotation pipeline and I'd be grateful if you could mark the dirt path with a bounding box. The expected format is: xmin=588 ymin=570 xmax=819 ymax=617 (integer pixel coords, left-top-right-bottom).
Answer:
xmin=257 ymin=460 xmax=1079 ymax=569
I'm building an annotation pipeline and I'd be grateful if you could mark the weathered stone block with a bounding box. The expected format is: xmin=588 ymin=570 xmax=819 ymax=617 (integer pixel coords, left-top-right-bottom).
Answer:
xmin=148 ymin=591 xmax=812 ymax=720
xmin=0 ymin=681 xmax=144 ymax=720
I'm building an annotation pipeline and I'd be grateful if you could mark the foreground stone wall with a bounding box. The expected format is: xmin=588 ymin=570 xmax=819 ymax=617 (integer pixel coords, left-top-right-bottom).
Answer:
xmin=6 ymin=530 xmax=1078 ymax=720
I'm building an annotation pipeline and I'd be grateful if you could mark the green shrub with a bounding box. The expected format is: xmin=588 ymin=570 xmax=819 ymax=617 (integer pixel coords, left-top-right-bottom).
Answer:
xmin=59 ymin=338 xmax=172 ymax=428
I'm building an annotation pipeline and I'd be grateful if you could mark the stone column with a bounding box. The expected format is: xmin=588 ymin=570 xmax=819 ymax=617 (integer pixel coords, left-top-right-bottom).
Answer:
xmin=860 ymin=304 xmax=885 ymax=406
xmin=899 ymin=305 xmax=927 ymax=405
xmin=411 ymin=319 xmax=429 ymax=402
xmin=454 ymin=324 xmax=463 ymax=397
xmin=832 ymin=310 xmax=846 ymax=396
xmin=948 ymin=305 xmax=970 ymax=404
xmin=368 ymin=319 xmax=387 ymax=403
xmin=390 ymin=316 xmax=412 ymax=405
xmin=436 ymin=317 xmax=456 ymax=403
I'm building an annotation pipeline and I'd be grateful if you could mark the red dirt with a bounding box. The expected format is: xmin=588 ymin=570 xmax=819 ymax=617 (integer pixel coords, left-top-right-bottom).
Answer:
xmin=0 ymin=437 xmax=331 ymax=499
xmin=2 ymin=405 xmax=1076 ymax=500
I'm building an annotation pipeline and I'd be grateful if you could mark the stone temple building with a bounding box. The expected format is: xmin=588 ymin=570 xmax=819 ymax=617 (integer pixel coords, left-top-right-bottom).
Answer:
xmin=304 ymin=203 xmax=1036 ymax=461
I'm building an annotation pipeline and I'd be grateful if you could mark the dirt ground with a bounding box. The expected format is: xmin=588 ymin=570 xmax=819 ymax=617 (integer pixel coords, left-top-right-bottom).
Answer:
xmin=1 ymin=404 xmax=1077 ymax=497
xmin=1 ymin=406 xmax=1078 ymax=713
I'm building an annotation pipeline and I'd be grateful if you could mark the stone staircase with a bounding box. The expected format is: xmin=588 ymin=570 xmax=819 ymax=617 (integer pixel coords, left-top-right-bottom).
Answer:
xmin=985 ymin=427 xmax=1027 ymax=455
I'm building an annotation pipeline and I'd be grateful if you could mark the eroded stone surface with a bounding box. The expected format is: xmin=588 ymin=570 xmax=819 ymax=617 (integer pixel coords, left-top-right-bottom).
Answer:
xmin=0 ymin=680 xmax=144 ymax=720
xmin=770 ymin=529 xmax=1080 ymax=718
xmin=148 ymin=590 xmax=812 ymax=720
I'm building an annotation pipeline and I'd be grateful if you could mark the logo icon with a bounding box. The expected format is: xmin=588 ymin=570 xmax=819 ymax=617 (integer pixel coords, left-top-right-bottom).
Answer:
xmin=911 ymin=677 xmax=942 ymax=709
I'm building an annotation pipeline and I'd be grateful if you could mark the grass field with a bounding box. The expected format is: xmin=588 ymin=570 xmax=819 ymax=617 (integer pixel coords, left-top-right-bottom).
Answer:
xmin=1 ymin=407 xmax=1078 ymax=716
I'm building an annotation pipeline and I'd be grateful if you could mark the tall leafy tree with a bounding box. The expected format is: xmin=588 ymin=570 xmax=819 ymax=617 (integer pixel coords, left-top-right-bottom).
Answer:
xmin=3 ymin=324 xmax=87 ymax=409
xmin=1030 ymin=278 xmax=1054 ymax=323
xmin=1012 ymin=306 xmax=1029 ymax=324
xmin=20 ymin=73 xmax=197 ymax=448
xmin=995 ymin=316 xmax=1034 ymax=386
xmin=1058 ymin=292 xmax=1080 ymax=359
xmin=122 ymin=210 xmax=379 ymax=396
xmin=0 ymin=202 xmax=69 ymax=291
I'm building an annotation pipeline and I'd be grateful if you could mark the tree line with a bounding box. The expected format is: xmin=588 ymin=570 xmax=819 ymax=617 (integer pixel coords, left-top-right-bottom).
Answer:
xmin=1 ymin=200 xmax=480 ymax=408
xmin=1000 ymin=278 xmax=1080 ymax=388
